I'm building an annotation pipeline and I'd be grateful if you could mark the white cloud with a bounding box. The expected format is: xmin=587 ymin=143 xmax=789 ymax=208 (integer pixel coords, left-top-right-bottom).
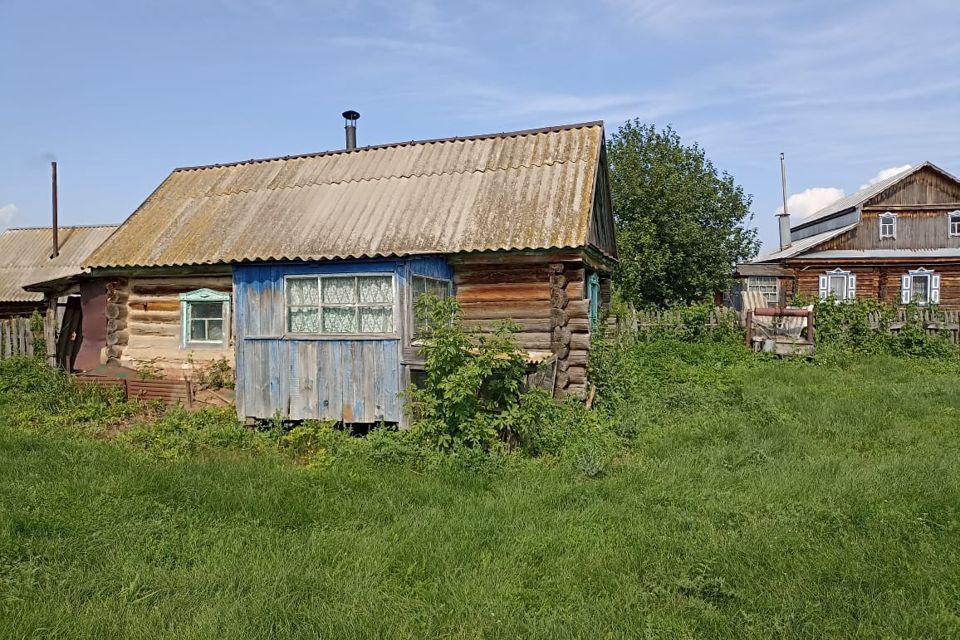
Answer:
xmin=776 ymin=187 xmax=845 ymax=220
xmin=859 ymin=164 xmax=912 ymax=190
xmin=0 ymin=203 xmax=16 ymax=229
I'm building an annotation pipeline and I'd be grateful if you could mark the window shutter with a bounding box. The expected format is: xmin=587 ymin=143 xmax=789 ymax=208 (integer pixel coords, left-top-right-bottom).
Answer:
xmin=847 ymin=274 xmax=856 ymax=299
xmin=932 ymin=274 xmax=941 ymax=304
xmin=901 ymin=274 xmax=911 ymax=304
xmin=818 ymin=275 xmax=828 ymax=300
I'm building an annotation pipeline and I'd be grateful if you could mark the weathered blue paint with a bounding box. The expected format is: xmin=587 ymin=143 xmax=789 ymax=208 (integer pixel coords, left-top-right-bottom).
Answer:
xmin=233 ymin=256 xmax=449 ymax=422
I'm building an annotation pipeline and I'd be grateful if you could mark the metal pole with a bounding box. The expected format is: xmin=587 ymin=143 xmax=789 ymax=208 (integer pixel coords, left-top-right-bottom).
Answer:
xmin=51 ymin=161 xmax=59 ymax=258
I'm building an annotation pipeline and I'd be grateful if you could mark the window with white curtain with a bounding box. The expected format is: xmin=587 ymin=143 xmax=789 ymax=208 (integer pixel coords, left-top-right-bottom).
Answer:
xmin=879 ymin=212 xmax=897 ymax=239
xmin=949 ymin=211 xmax=960 ymax=237
xmin=285 ymin=274 xmax=395 ymax=335
xmin=818 ymin=268 xmax=856 ymax=301
xmin=901 ymin=268 xmax=939 ymax=306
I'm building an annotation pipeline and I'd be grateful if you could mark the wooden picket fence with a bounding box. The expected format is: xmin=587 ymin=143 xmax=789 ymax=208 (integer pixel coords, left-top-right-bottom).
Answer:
xmin=867 ymin=308 xmax=960 ymax=344
xmin=0 ymin=317 xmax=36 ymax=359
xmin=616 ymin=306 xmax=740 ymax=333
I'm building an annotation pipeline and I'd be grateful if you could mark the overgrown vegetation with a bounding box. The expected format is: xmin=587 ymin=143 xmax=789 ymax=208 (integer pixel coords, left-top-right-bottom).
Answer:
xmin=801 ymin=296 xmax=955 ymax=359
xmin=4 ymin=340 xmax=960 ymax=637
xmin=3 ymin=304 xmax=960 ymax=637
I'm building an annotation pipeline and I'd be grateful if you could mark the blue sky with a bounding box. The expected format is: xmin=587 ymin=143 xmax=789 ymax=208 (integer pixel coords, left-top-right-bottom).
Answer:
xmin=1 ymin=0 xmax=958 ymax=250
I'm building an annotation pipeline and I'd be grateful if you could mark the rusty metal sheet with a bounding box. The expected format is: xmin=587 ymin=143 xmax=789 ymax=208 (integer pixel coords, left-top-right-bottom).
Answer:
xmin=85 ymin=122 xmax=607 ymax=269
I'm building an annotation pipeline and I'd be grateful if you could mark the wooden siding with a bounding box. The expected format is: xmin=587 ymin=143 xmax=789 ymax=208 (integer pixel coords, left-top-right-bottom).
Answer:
xmin=866 ymin=166 xmax=960 ymax=208
xmin=234 ymin=260 xmax=413 ymax=422
xmin=820 ymin=208 xmax=960 ymax=251
xmin=106 ymin=275 xmax=233 ymax=376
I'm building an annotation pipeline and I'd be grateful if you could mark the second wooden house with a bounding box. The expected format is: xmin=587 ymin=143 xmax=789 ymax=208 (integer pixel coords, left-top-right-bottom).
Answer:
xmin=81 ymin=120 xmax=617 ymax=423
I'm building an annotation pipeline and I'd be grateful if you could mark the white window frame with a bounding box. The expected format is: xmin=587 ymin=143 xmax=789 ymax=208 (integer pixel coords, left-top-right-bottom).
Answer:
xmin=179 ymin=288 xmax=231 ymax=348
xmin=818 ymin=268 xmax=856 ymax=301
xmin=901 ymin=267 xmax=939 ymax=306
xmin=283 ymin=273 xmax=398 ymax=338
xmin=746 ymin=276 xmax=779 ymax=306
xmin=948 ymin=210 xmax=960 ymax=237
xmin=409 ymin=273 xmax=452 ymax=338
xmin=879 ymin=212 xmax=897 ymax=240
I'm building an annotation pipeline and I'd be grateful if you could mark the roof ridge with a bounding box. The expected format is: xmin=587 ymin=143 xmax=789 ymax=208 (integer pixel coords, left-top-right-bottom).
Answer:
xmin=162 ymin=157 xmax=579 ymax=199
xmin=172 ymin=120 xmax=604 ymax=173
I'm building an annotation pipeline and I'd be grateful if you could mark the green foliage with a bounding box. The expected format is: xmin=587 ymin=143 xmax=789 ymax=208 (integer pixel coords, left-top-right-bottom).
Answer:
xmin=802 ymin=297 xmax=956 ymax=360
xmin=608 ymin=121 xmax=759 ymax=307
xmin=28 ymin=311 xmax=45 ymax=360
xmin=5 ymin=349 xmax=960 ymax=637
xmin=192 ymin=356 xmax=235 ymax=390
xmin=405 ymin=294 xmax=529 ymax=450
xmin=133 ymin=357 xmax=164 ymax=381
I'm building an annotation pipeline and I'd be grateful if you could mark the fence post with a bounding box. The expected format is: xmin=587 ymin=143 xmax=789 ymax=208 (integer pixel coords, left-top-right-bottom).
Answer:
xmin=2 ymin=320 xmax=11 ymax=358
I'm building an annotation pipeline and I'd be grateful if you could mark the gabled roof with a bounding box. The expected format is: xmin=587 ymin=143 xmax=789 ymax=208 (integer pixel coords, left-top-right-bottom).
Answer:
xmin=0 ymin=225 xmax=119 ymax=302
xmin=751 ymin=223 xmax=858 ymax=263
xmin=85 ymin=121 xmax=614 ymax=269
xmin=794 ymin=162 xmax=960 ymax=230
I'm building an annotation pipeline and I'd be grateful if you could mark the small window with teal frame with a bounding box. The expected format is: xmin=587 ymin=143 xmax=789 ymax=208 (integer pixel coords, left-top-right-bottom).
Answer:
xmin=587 ymin=272 xmax=600 ymax=327
xmin=180 ymin=288 xmax=231 ymax=347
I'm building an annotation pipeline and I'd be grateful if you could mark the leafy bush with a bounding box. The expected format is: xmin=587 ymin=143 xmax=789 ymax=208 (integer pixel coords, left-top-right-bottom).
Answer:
xmin=802 ymin=297 xmax=955 ymax=359
xmin=192 ymin=356 xmax=235 ymax=390
xmin=404 ymin=295 xmax=529 ymax=450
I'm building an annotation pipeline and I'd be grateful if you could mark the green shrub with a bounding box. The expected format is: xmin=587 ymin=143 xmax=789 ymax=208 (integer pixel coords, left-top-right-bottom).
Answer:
xmin=404 ymin=295 xmax=529 ymax=450
xmin=802 ymin=297 xmax=955 ymax=360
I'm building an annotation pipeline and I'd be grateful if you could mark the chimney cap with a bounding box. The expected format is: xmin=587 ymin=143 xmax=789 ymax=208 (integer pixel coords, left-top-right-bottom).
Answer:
xmin=342 ymin=110 xmax=360 ymax=122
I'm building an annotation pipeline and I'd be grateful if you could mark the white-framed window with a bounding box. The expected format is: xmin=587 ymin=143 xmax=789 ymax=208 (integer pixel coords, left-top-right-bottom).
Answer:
xmin=410 ymin=274 xmax=451 ymax=336
xmin=879 ymin=212 xmax=897 ymax=239
xmin=285 ymin=274 xmax=396 ymax=335
xmin=949 ymin=211 xmax=960 ymax=237
xmin=901 ymin=268 xmax=940 ymax=306
xmin=179 ymin=288 xmax=231 ymax=347
xmin=746 ymin=276 xmax=779 ymax=306
xmin=818 ymin=268 xmax=856 ymax=301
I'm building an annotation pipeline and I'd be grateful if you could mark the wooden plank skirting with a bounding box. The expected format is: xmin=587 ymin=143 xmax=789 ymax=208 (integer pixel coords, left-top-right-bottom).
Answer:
xmin=76 ymin=374 xmax=193 ymax=407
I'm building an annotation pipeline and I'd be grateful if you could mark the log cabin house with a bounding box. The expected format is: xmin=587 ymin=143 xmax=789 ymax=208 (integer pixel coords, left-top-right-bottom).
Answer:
xmin=736 ymin=162 xmax=960 ymax=309
xmin=79 ymin=120 xmax=617 ymax=423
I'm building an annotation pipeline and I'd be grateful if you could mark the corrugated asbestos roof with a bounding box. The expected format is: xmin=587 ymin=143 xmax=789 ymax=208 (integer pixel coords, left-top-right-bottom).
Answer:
xmin=85 ymin=122 xmax=608 ymax=269
xmin=0 ymin=225 xmax=119 ymax=302
xmin=750 ymin=223 xmax=858 ymax=262
xmin=794 ymin=162 xmax=960 ymax=229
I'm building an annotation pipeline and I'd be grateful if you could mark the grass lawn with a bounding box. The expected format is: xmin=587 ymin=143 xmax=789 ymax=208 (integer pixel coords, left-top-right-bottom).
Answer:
xmin=2 ymin=352 xmax=960 ymax=638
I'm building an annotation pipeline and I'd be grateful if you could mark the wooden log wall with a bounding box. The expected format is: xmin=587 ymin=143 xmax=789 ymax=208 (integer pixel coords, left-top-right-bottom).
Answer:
xmin=452 ymin=257 xmax=599 ymax=397
xmin=792 ymin=263 xmax=960 ymax=310
xmin=105 ymin=275 xmax=234 ymax=377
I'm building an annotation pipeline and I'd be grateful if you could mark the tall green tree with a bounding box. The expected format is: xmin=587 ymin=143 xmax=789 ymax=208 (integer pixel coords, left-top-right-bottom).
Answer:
xmin=608 ymin=121 xmax=759 ymax=307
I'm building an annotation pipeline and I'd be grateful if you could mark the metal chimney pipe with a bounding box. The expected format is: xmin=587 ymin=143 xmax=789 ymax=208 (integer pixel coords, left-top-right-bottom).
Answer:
xmin=777 ymin=153 xmax=791 ymax=251
xmin=51 ymin=161 xmax=59 ymax=259
xmin=342 ymin=110 xmax=360 ymax=150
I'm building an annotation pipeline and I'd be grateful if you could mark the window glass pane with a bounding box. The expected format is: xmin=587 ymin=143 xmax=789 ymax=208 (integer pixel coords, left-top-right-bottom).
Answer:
xmin=829 ymin=275 xmax=846 ymax=297
xmin=289 ymin=307 xmax=320 ymax=333
xmin=207 ymin=320 xmax=224 ymax=341
xmin=288 ymin=278 xmax=319 ymax=306
xmin=358 ymin=275 xmax=392 ymax=303
xmin=191 ymin=302 xmax=222 ymax=319
xmin=190 ymin=319 xmax=207 ymax=341
xmin=323 ymin=307 xmax=357 ymax=333
xmin=912 ymin=276 xmax=929 ymax=303
xmin=429 ymin=279 xmax=448 ymax=297
xmin=412 ymin=276 xmax=427 ymax=296
xmin=323 ymin=277 xmax=356 ymax=304
xmin=359 ymin=307 xmax=393 ymax=333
